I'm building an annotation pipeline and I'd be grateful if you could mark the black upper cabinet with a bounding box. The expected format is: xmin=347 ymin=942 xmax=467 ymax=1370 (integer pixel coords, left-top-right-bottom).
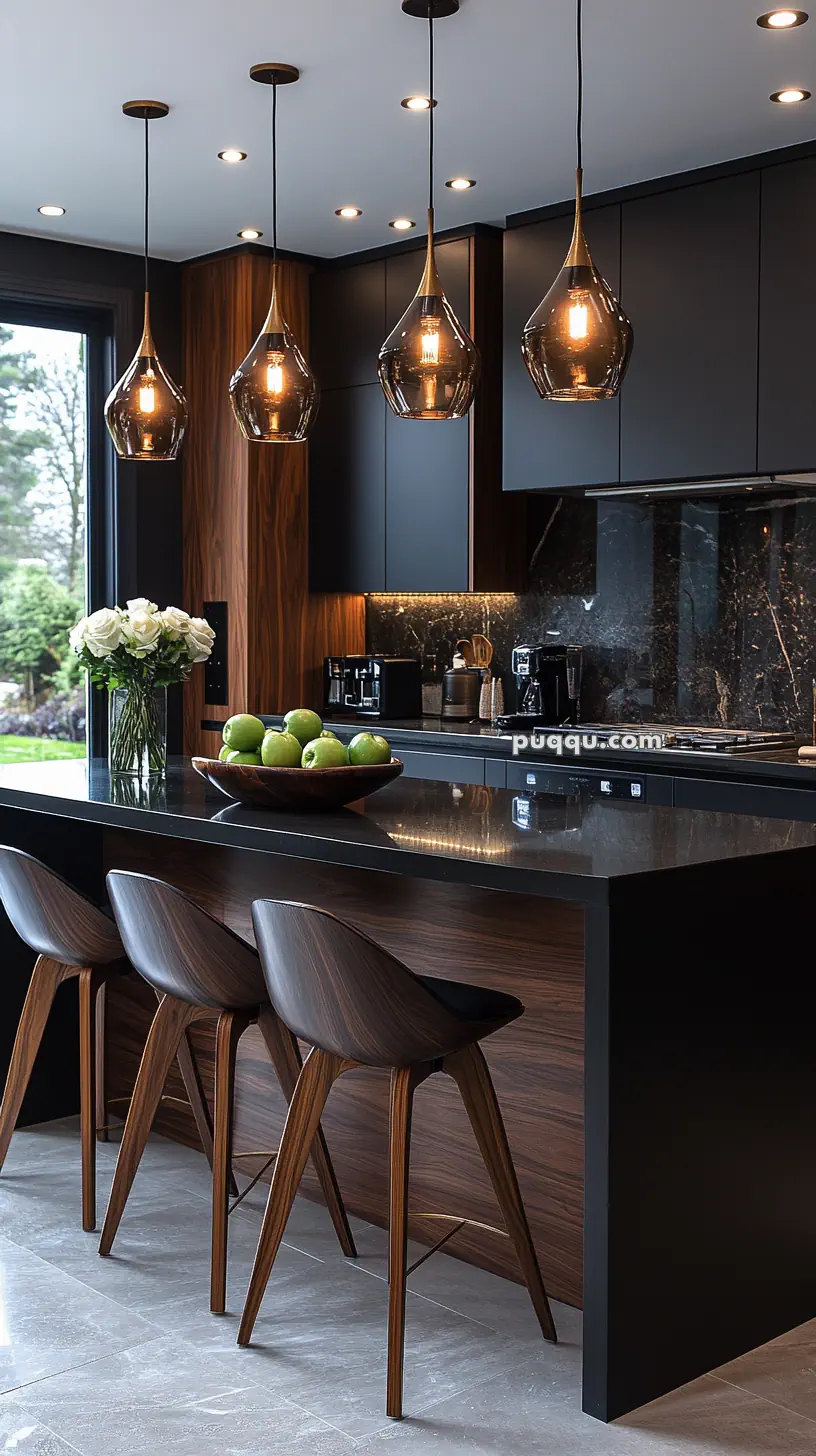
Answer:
xmin=620 ymin=174 xmax=760 ymax=483
xmin=385 ymin=412 xmax=470 ymax=591
xmin=758 ymin=158 xmax=816 ymax=474
xmin=309 ymin=385 xmax=386 ymax=592
xmin=310 ymin=261 xmax=386 ymax=390
xmin=503 ymin=205 xmax=622 ymax=493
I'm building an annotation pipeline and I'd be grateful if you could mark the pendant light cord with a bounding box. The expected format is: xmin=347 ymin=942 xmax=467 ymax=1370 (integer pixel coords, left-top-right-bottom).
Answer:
xmin=143 ymin=115 xmax=150 ymax=297
xmin=576 ymin=0 xmax=583 ymax=173
xmin=428 ymin=11 xmax=435 ymax=215
xmin=272 ymin=81 xmax=278 ymax=266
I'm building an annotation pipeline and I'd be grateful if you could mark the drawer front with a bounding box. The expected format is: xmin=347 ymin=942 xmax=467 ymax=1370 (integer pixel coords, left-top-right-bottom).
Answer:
xmin=674 ymin=775 xmax=816 ymax=823
xmin=396 ymin=749 xmax=485 ymax=786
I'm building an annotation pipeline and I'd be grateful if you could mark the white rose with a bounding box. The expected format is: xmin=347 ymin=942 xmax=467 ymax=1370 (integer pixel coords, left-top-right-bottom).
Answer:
xmin=160 ymin=606 xmax=191 ymax=641
xmin=80 ymin=607 xmax=124 ymax=658
xmin=126 ymin=597 xmax=158 ymax=615
xmin=69 ymin=615 xmax=89 ymax=652
xmin=185 ymin=616 xmax=215 ymax=663
xmin=123 ymin=609 xmax=161 ymax=657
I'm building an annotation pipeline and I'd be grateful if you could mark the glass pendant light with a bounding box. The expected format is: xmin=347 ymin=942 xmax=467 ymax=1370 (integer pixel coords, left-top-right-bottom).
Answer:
xmin=105 ymin=102 xmax=188 ymax=460
xmin=229 ymin=64 xmax=318 ymax=444
xmin=522 ymin=0 xmax=633 ymax=402
xmin=378 ymin=0 xmax=480 ymax=421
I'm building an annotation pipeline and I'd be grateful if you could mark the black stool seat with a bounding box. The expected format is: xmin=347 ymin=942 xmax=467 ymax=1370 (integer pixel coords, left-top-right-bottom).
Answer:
xmin=417 ymin=974 xmax=522 ymax=1031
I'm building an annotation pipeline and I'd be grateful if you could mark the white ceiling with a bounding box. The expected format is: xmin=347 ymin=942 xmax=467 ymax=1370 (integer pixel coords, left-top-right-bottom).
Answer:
xmin=3 ymin=0 xmax=816 ymax=262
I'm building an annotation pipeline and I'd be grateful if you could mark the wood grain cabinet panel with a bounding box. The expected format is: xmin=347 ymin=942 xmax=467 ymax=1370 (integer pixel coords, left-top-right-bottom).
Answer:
xmin=503 ymin=205 xmax=622 ymax=492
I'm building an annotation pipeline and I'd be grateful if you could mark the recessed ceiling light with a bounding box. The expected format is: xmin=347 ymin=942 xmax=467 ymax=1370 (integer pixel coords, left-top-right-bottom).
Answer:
xmin=218 ymin=148 xmax=247 ymax=164
xmin=237 ymin=227 xmax=262 ymax=240
xmin=335 ymin=206 xmax=362 ymax=219
xmin=757 ymin=8 xmax=808 ymax=26
xmin=401 ymin=95 xmax=436 ymax=111
xmin=38 ymin=204 xmax=65 ymax=217
xmin=390 ymin=217 xmax=416 ymax=231
xmin=770 ymin=86 xmax=811 ymax=101
xmin=446 ymin=177 xmax=476 ymax=191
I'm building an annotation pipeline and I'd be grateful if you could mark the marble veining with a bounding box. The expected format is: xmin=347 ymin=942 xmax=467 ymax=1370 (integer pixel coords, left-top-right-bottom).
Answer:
xmin=366 ymin=492 xmax=816 ymax=735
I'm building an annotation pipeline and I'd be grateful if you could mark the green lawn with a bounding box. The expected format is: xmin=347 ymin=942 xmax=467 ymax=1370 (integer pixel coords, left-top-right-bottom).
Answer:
xmin=0 ymin=735 xmax=86 ymax=764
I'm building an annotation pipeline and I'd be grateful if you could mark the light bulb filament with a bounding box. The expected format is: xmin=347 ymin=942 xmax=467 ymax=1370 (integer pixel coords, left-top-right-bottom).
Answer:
xmin=266 ymin=354 xmax=284 ymax=397
xmin=568 ymin=301 xmax=589 ymax=341
xmin=420 ymin=330 xmax=440 ymax=366
xmin=139 ymin=373 xmax=156 ymax=414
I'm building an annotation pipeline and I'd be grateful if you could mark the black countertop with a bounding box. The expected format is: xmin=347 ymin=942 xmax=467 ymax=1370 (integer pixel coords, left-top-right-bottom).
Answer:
xmin=2 ymin=757 xmax=816 ymax=906
xmin=258 ymin=714 xmax=816 ymax=788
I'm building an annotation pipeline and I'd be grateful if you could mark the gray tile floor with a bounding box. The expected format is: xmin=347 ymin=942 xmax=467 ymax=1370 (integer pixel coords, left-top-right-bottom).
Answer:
xmin=0 ymin=1119 xmax=814 ymax=1454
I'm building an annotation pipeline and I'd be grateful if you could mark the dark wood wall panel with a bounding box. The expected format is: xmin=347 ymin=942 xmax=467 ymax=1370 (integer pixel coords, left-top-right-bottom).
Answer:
xmin=102 ymin=829 xmax=586 ymax=1308
xmin=181 ymin=250 xmax=364 ymax=755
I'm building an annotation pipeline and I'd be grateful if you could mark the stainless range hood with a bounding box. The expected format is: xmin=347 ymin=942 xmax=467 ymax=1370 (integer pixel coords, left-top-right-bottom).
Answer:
xmin=584 ymin=474 xmax=816 ymax=499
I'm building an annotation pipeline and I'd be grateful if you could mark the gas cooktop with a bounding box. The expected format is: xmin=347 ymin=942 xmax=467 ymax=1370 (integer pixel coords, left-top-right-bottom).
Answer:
xmin=495 ymin=720 xmax=798 ymax=755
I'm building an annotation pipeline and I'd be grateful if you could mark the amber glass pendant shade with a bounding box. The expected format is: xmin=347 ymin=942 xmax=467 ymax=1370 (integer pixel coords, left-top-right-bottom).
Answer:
xmin=229 ymin=266 xmax=318 ymax=442
xmin=378 ymin=213 xmax=479 ymax=421
xmin=523 ymin=171 xmax=632 ymax=402
xmin=105 ymin=295 xmax=188 ymax=459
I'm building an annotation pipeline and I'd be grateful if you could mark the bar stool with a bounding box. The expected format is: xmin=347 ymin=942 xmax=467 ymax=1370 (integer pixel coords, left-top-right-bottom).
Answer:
xmin=0 ymin=845 xmax=216 ymax=1232
xmin=239 ymin=898 xmax=557 ymax=1420
xmin=101 ymin=870 xmax=356 ymax=1312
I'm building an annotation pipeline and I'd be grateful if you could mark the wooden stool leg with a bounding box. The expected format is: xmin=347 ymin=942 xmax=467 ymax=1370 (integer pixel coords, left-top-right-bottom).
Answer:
xmin=99 ymin=994 xmax=200 ymax=1256
xmin=387 ymin=1065 xmax=431 ymax=1420
xmin=95 ymin=981 xmax=108 ymax=1142
xmin=0 ymin=955 xmax=70 ymax=1173
xmin=78 ymin=968 xmax=106 ymax=1232
xmin=238 ymin=1048 xmax=348 ymax=1347
xmin=444 ymin=1043 xmax=557 ymax=1344
xmin=257 ymin=1007 xmax=357 ymax=1258
xmin=210 ymin=1010 xmax=249 ymax=1314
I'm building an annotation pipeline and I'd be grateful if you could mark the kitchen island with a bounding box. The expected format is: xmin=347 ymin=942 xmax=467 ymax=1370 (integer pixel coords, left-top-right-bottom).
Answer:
xmin=1 ymin=757 xmax=815 ymax=1422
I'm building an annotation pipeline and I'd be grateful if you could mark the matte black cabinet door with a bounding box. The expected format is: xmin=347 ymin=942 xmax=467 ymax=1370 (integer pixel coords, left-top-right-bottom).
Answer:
xmin=503 ymin=205 xmax=622 ymax=492
xmin=385 ymin=412 xmax=470 ymax=590
xmin=620 ymin=174 xmax=760 ymax=483
xmin=309 ymin=385 xmax=386 ymax=592
xmin=310 ymin=261 xmax=386 ymax=390
xmin=758 ymin=158 xmax=816 ymax=474
xmin=384 ymin=237 xmax=472 ymax=591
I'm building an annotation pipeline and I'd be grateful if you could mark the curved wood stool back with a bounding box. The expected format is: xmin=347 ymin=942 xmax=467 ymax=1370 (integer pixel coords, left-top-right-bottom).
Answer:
xmin=241 ymin=897 xmax=557 ymax=1419
xmin=103 ymin=871 xmax=356 ymax=1312
xmin=0 ymin=845 xmax=216 ymax=1234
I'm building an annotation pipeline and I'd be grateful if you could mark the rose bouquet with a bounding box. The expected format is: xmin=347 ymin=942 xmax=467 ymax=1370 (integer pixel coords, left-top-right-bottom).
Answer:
xmin=70 ymin=599 xmax=215 ymax=776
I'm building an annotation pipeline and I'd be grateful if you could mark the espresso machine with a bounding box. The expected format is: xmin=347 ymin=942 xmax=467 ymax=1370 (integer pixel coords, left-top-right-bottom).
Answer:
xmin=497 ymin=643 xmax=583 ymax=729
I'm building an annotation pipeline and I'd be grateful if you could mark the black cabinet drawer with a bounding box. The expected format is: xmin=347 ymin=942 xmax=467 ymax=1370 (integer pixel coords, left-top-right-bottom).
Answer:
xmin=396 ymin=749 xmax=485 ymax=785
xmin=674 ymin=776 xmax=816 ymax=823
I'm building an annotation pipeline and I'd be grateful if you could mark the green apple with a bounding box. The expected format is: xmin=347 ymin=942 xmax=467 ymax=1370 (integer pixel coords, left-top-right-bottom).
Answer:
xmin=283 ymin=708 xmax=324 ymax=747
xmin=226 ymin=749 xmax=262 ymax=765
xmin=218 ymin=745 xmax=231 ymax=761
xmin=222 ymin=713 xmax=266 ymax=752
xmin=348 ymin=732 xmax=392 ymax=766
xmin=320 ymin=729 xmax=338 ymax=739
xmin=301 ymin=737 xmax=349 ymax=769
xmin=261 ymin=730 xmax=303 ymax=768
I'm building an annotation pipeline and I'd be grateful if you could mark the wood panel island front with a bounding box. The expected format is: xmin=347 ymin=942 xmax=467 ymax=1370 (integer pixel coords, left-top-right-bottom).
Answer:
xmin=1 ymin=758 xmax=815 ymax=1423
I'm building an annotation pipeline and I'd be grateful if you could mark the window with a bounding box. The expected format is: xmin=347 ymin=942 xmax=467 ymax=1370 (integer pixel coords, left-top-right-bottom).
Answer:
xmin=0 ymin=318 xmax=90 ymax=762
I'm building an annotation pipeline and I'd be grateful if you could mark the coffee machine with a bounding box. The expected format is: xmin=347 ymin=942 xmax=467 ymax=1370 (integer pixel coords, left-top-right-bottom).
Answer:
xmin=498 ymin=643 xmax=583 ymax=728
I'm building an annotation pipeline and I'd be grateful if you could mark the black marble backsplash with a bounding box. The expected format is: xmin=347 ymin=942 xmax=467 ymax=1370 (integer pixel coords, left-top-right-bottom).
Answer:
xmin=366 ymin=492 xmax=816 ymax=735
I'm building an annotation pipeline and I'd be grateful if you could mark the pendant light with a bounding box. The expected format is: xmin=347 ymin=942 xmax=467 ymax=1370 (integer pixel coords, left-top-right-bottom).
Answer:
xmin=105 ymin=102 xmax=188 ymax=460
xmin=522 ymin=0 xmax=633 ymax=402
xmin=378 ymin=0 xmax=480 ymax=421
xmin=229 ymin=64 xmax=318 ymax=444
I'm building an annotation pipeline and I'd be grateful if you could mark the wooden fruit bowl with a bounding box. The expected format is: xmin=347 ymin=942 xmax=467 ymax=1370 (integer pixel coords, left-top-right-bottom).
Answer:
xmin=192 ymin=755 xmax=404 ymax=811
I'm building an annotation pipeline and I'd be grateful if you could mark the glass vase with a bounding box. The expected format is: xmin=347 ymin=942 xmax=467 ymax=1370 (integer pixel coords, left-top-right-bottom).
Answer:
xmin=108 ymin=684 xmax=167 ymax=778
